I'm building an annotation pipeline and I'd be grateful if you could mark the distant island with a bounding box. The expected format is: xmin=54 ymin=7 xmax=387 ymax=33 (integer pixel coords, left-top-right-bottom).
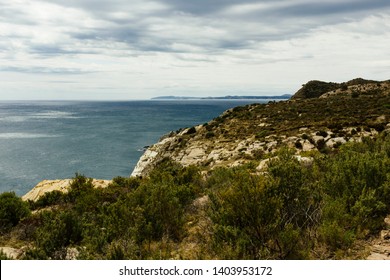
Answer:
xmin=151 ymin=94 xmax=292 ymax=100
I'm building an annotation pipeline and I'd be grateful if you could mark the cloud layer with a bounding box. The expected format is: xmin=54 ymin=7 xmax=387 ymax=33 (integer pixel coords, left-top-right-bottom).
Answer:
xmin=0 ymin=0 xmax=389 ymax=99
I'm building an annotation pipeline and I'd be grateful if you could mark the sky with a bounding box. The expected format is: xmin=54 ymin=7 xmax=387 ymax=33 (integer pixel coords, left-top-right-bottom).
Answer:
xmin=0 ymin=0 xmax=389 ymax=100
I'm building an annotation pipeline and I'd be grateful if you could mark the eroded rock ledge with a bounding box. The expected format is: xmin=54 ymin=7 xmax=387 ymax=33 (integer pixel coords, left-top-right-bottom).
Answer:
xmin=22 ymin=179 xmax=111 ymax=202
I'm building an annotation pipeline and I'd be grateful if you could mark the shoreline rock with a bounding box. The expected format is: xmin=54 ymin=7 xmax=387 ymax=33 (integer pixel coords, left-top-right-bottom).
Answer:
xmin=22 ymin=179 xmax=112 ymax=202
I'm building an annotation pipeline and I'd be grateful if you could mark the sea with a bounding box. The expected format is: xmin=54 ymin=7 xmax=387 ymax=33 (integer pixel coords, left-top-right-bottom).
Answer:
xmin=0 ymin=99 xmax=272 ymax=196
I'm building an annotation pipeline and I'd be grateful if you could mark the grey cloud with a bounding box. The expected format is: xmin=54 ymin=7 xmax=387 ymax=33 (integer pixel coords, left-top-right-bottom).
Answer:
xmin=39 ymin=0 xmax=127 ymax=12
xmin=149 ymin=0 xmax=390 ymax=17
xmin=3 ymin=1 xmax=390 ymax=61
xmin=0 ymin=66 xmax=93 ymax=75
xmin=30 ymin=44 xmax=99 ymax=57
xmin=34 ymin=0 xmax=390 ymax=20
xmin=267 ymin=0 xmax=390 ymax=18
xmin=0 ymin=3 xmax=37 ymax=25
xmin=159 ymin=0 xmax=274 ymax=14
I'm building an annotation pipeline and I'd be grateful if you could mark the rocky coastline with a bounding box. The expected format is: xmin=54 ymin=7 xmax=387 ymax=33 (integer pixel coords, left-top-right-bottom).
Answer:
xmin=24 ymin=78 xmax=390 ymax=203
xmin=6 ymin=78 xmax=390 ymax=260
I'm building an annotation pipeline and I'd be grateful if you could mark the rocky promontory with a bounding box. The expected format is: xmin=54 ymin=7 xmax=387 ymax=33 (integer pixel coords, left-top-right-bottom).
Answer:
xmin=131 ymin=78 xmax=390 ymax=177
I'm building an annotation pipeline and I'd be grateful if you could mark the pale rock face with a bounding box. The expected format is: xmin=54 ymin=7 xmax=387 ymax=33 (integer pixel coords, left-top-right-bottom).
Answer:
xmin=385 ymin=216 xmax=390 ymax=227
xmin=0 ymin=247 xmax=23 ymax=259
xmin=130 ymin=135 xmax=177 ymax=177
xmin=256 ymin=155 xmax=313 ymax=172
xmin=131 ymin=149 xmax=159 ymax=177
xmin=207 ymin=149 xmax=222 ymax=161
xmin=130 ymin=115 xmax=386 ymax=178
xmin=22 ymin=179 xmax=73 ymax=201
xmin=293 ymin=155 xmax=314 ymax=166
xmin=22 ymin=179 xmax=111 ymax=202
xmin=302 ymin=140 xmax=315 ymax=151
xmin=312 ymin=135 xmax=324 ymax=143
xmin=182 ymin=147 xmax=206 ymax=162
xmin=256 ymin=158 xmax=272 ymax=171
xmin=326 ymin=137 xmax=347 ymax=148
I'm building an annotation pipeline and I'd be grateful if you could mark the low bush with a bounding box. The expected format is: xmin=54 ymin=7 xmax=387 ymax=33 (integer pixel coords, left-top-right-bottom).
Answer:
xmin=0 ymin=192 xmax=30 ymax=233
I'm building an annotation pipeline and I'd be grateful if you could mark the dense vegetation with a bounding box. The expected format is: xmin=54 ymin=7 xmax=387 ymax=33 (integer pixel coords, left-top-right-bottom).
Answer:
xmin=1 ymin=132 xmax=390 ymax=259
xmin=291 ymin=78 xmax=387 ymax=99
xmin=203 ymin=90 xmax=390 ymax=141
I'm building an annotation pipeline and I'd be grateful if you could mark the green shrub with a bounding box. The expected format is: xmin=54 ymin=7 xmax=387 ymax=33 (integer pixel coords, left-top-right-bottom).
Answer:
xmin=34 ymin=210 xmax=83 ymax=259
xmin=32 ymin=190 xmax=65 ymax=210
xmin=0 ymin=192 xmax=30 ymax=232
xmin=208 ymin=170 xmax=282 ymax=259
xmin=186 ymin=126 xmax=197 ymax=135
xmin=319 ymin=221 xmax=355 ymax=251
xmin=316 ymin=130 xmax=328 ymax=138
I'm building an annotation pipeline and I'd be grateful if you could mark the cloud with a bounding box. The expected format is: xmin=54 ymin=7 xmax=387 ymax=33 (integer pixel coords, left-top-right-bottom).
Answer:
xmin=0 ymin=0 xmax=389 ymax=99
xmin=0 ymin=65 xmax=93 ymax=75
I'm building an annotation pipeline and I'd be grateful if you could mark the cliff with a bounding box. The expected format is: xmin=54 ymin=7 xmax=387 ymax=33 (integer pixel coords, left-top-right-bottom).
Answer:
xmin=131 ymin=78 xmax=390 ymax=177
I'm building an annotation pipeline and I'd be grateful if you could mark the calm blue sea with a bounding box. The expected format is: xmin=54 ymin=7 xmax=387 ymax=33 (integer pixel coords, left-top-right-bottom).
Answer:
xmin=0 ymin=100 xmax=268 ymax=196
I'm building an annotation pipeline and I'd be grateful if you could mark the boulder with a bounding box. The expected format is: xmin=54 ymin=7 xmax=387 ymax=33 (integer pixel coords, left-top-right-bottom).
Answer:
xmin=326 ymin=137 xmax=346 ymax=148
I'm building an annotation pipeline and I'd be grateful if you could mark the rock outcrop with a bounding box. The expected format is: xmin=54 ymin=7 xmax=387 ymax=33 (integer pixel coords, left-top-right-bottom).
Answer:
xmin=0 ymin=247 xmax=23 ymax=259
xmin=131 ymin=123 xmax=389 ymax=178
xmin=22 ymin=179 xmax=111 ymax=202
xmin=131 ymin=78 xmax=390 ymax=178
xmin=367 ymin=215 xmax=390 ymax=260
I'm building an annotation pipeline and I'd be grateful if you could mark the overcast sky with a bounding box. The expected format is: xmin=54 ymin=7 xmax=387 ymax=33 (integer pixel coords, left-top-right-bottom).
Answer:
xmin=0 ymin=0 xmax=389 ymax=100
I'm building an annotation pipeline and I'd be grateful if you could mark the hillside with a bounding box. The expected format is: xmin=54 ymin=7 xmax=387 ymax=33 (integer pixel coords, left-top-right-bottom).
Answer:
xmin=291 ymin=78 xmax=389 ymax=99
xmin=132 ymin=78 xmax=390 ymax=177
xmin=2 ymin=78 xmax=390 ymax=260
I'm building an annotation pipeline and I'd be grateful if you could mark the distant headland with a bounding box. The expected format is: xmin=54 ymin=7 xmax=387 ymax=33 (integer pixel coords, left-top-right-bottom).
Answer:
xmin=151 ymin=94 xmax=292 ymax=100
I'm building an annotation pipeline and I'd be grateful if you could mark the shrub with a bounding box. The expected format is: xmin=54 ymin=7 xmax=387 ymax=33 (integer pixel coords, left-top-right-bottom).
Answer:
xmin=0 ymin=192 xmax=30 ymax=232
xmin=205 ymin=131 xmax=215 ymax=139
xmin=301 ymin=134 xmax=309 ymax=140
xmin=295 ymin=140 xmax=303 ymax=149
xmin=186 ymin=126 xmax=197 ymax=135
xmin=316 ymin=130 xmax=328 ymax=138
xmin=32 ymin=190 xmax=65 ymax=210
xmin=34 ymin=210 xmax=83 ymax=258
xmin=208 ymin=170 xmax=282 ymax=259
xmin=351 ymin=91 xmax=359 ymax=98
